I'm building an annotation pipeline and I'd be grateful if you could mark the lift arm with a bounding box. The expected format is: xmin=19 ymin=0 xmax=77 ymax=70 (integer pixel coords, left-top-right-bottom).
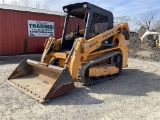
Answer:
xmin=68 ymin=23 xmax=129 ymax=80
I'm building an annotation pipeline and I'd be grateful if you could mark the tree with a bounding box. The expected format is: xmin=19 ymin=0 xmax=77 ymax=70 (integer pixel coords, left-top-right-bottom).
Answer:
xmin=153 ymin=19 xmax=160 ymax=30
xmin=35 ymin=2 xmax=41 ymax=9
xmin=8 ymin=0 xmax=49 ymax=10
xmin=138 ymin=26 xmax=147 ymax=38
xmin=114 ymin=16 xmax=130 ymax=25
xmin=1 ymin=0 xmax=5 ymax=4
xmin=35 ymin=2 xmax=49 ymax=10
xmin=41 ymin=2 xmax=48 ymax=10
xmin=133 ymin=10 xmax=157 ymax=30
xmin=19 ymin=0 xmax=32 ymax=7
xmin=10 ymin=0 xmax=19 ymax=6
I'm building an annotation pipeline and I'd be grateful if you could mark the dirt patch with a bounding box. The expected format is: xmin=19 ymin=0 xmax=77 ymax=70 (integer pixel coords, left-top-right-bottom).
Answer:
xmin=0 ymin=54 xmax=41 ymax=62
xmin=129 ymin=38 xmax=160 ymax=62
xmin=137 ymin=51 xmax=152 ymax=57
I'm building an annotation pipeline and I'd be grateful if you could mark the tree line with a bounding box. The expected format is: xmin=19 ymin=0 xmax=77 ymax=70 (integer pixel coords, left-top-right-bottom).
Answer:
xmin=115 ymin=10 xmax=160 ymax=31
xmin=0 ymin=0 xmax=48 ymax=10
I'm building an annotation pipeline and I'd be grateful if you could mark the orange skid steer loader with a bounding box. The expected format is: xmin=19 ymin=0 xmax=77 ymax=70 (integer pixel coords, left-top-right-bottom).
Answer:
xmin=8 ymin=2 xmax=130 ymax=102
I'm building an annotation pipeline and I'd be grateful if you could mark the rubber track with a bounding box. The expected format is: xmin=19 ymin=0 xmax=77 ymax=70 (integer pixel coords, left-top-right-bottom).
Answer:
xmin=79 ymin=51 xmax=122 ymax=85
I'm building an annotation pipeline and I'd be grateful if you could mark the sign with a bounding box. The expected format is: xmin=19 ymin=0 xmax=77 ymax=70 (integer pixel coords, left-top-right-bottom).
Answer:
xmin=28 ymin=20 xmax=54 ymax=37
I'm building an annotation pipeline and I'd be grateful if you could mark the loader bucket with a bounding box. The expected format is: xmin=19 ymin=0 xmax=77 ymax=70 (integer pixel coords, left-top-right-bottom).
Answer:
xmin=8 ymin=59 xmax=75 ymax=103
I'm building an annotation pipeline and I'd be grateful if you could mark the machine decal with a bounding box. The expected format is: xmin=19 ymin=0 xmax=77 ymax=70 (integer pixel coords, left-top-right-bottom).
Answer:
xmin=103 ymin=31 xmax=114 ymax=38
xmin=89 ymin=41 xmax=99 ymax=48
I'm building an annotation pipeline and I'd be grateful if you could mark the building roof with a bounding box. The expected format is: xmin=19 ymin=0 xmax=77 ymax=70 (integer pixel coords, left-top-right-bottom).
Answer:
xmin=0 ymin=4 xmax=66 ymax=16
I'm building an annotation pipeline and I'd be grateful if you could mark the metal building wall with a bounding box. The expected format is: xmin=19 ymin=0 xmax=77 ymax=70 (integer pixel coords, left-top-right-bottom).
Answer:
xmin=0 ymin=9 xmax=64 ymax=55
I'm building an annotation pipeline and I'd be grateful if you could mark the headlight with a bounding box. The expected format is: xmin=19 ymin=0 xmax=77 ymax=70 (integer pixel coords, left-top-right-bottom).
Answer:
xmin=83 ymin=4 xmax=87 ymax=8
xmin=64 ymin=8 xmax=68 ymax=12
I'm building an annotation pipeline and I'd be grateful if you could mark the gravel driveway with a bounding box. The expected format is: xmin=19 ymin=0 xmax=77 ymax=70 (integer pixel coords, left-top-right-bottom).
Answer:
xmin=0 ymin=58 xmax=160 ymax=120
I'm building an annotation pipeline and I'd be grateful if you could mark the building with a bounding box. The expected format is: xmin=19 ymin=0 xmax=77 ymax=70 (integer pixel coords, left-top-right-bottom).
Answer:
xmin=0 ymin=4 xmax=65 ymax=55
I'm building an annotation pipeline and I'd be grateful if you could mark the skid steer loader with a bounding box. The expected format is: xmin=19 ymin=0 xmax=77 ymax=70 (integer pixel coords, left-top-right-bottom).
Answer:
xmin=8 ymin=2 xmax=130 ymax=102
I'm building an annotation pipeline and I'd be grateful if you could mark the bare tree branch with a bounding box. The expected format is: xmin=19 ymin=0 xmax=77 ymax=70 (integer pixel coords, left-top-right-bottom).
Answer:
xmin=35 ymin=2 xmax=41 ymax=9
xmin=132 ymin=10 xmax=157 ymax=30
xmin=10 ymin=0 xmax=19 ymax=6
xmin=153 ymin=19 xmax=160 ymax=30
xmin=35 ymin=2 xmax=49 ymax=10
xmin=1 ymin=0 xmax=5 ymax=4
xmin=19 ymin=0 xmax=32 ymax=7
xmin=138 ymin=26 xmax=147 ymax=38
xmin=2 ymin=0 xmax=49 ymax=10
xmin=114 ymin=16 xmax=130 ymax=25
xmin=41 ymin=2 xmax=48 ymax=10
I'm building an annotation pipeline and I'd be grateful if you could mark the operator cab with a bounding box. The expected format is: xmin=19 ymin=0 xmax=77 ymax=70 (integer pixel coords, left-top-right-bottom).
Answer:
xmin=61 ymin=2 xmax=113 ymax=50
